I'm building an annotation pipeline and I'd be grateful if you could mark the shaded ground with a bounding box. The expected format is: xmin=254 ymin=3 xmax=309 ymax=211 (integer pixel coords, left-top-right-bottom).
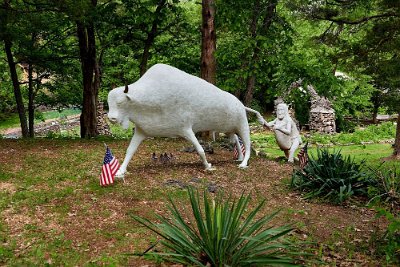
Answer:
xmin=0 ymin=138 xmax=389 ymax=266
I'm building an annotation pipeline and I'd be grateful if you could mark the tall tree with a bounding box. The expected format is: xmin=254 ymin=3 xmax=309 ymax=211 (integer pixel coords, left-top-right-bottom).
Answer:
xmin=57 ymin=0 xmax=101 ymax=138
xmin=243 ymin=0 xmax=277 ymax=106
xmin=77 ymin=13 xmax=99 ymax=138
xmin=216 ymin=0 xmax=283 ymax=108
xmin=0 ymin=0 xmax=29 ymax=137
xmin=291 ymin=0 xmax=400 ymax=156
xmin=139 ymin=0 xmax=167 ymax=76
xmin=201 ymin=0 xmax=216 ymax=84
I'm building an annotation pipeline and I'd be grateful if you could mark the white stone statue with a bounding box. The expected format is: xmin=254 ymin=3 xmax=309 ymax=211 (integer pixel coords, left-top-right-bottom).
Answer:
xmin=261 ymin=103 xmax=302 ymax=163
xmin=107 ymin=63 xmax=264 ymax=177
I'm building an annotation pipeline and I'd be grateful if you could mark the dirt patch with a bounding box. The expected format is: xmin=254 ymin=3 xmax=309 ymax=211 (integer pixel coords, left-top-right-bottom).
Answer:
xmin=0 ymin=182 xmax=16 ymax=194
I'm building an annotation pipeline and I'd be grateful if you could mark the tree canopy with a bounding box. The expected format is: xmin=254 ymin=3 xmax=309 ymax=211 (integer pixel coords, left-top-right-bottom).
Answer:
xmin=0 ymin=0 xmax=399 ymax=153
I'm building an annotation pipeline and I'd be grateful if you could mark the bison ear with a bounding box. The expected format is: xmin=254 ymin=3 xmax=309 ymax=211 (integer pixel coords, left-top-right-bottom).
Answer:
xmin=124 ymin=84 xmax=129 ymax=93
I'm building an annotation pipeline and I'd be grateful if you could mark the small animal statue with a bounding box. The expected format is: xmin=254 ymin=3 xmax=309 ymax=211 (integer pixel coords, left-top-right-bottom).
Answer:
xmin=107 ymin=63 xmax=264 ymax=177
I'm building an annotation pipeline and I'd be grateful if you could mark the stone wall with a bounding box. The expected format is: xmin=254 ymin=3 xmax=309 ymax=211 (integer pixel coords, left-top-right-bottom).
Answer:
xmin=96 ymin=102 xmax=112 ymax=136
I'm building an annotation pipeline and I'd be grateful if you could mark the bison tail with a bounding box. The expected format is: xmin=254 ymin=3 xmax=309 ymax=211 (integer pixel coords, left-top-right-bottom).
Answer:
xmin=244 ymin=107 xmax=266 ymax=126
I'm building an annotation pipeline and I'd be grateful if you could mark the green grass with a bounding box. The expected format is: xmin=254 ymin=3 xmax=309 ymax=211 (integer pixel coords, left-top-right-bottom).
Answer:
xmin=0 ymin=109 xmax=81 ymax=131
xmin=251 ymin=127 xmax=398 ymax=169
xmin=39 ymin=109 xmax=81 ymax=121
xmin=0 ymin=113 xmax=20 ymax=131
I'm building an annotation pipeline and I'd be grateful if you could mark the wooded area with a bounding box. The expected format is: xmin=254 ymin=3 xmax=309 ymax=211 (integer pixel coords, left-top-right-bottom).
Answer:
xmin=0 ymin=0 xmax=399 ymax=155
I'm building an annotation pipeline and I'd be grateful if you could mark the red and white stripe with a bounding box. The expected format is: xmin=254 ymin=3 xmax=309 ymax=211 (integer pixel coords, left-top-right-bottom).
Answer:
xmin=100 ymin=157 xmax=120 ymax=186
xmin=234 ymin=137 xmax=246 ymax=160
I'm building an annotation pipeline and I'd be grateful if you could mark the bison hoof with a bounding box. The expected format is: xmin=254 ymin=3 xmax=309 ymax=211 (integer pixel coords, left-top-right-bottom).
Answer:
xmin=238 ymin=164 xmax=248 ymax=169
xmin=205 ymin=164 xmax=216 ymax=171
xmin=115 ymin=169 xmax=126 ymax=178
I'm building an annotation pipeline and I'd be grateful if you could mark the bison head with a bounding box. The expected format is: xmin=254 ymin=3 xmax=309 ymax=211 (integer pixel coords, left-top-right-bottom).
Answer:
xmin=107 ymin=85 xmax=131 ymax=130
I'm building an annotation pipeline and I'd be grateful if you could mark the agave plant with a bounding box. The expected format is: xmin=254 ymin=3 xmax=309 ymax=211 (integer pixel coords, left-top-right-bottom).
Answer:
xmin=131 ymin=188 xmax=297 ymax=266
xmin=291 ymin=148 xmax=371 ymax=203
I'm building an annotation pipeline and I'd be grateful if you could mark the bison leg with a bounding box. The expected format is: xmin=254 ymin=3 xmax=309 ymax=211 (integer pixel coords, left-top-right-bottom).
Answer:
xmin=237 ymin=128 xmax=251 ymax=169
xmin=116 ymin=128 xmax=146 ymax=177
xmin=230 ymin=134 xmax=244 ymax=161
xmin=183 ymin=129 xmax=214 ymax=170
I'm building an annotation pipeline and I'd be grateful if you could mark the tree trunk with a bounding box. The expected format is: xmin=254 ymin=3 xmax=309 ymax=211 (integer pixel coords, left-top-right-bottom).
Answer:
xmin=201 ymin=0 xmax=216 ymax=85
xmin=28 ymin=62 xmax=34 ymax=137
xmin=3 ymin=39 xmax=29 ymax=137
xmin=372 ymin=110 xmax=378 ymax=124
xmin=139 ymin=0 xmax=167 ymax=77
xmin=243 ymin=0 xmax=277 ymax=107
xmin=244 ymin=75 xmax=256 ymax=106
xmin=243 ymin=1 xmax=260 ymax=107
xmin=77 ymin=19 xmax=98 ymax=138
xmin=394 ymin=112 xmax=400 ymax=157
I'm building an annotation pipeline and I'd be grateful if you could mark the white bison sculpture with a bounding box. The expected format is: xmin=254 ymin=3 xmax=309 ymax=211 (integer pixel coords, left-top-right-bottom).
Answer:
xmin=107 ymin=64 xmax=263 ymax=177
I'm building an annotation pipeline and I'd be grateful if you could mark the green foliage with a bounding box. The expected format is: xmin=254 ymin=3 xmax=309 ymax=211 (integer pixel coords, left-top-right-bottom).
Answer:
xmin=132 ymin=188 xmax=298 ymax=266
xmin=216 ymin=0 xmax=294 ymax=107
xmin=368 ymin=166 xmax=400 ymax=210
xmin=374 ymin=208 xmax=400 ymax=264
xmin=291 ymin=149 xmax=371 ymax=203
xmin=34 ymin=111 xmax=45 ymax=122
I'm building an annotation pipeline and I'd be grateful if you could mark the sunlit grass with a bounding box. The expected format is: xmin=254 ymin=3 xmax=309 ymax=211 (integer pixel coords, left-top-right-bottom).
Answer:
xmin=252 ymin=133 xmax=399 ymax=168
xmin=0 ymin=109 xmax=81 ymax=131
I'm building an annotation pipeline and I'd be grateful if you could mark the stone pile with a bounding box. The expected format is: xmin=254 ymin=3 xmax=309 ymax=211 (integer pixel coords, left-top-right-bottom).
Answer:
xmin=34 ymin=116 xmax=80 ymax=136
xmin=307 ymin=85 xmax=336 ymax=134
xmin=96 ymin=102 xmax=112 ymax=136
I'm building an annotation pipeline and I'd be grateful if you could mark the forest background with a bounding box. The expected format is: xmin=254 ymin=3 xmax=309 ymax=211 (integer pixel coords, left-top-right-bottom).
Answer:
xmin=0 ymin=0 xmax=399 ymax=155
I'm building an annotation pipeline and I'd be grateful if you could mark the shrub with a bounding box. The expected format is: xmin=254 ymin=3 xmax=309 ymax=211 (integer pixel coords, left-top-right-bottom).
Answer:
xmin=374 ymin=208 xmax=400 ymax=264
xmin=291 ymin=149 xmax=371 ymax=203
xmin=132 ymin=188 xmax=298 ymax=266
xmin=368 ymin=166 xmax=400 ymax=212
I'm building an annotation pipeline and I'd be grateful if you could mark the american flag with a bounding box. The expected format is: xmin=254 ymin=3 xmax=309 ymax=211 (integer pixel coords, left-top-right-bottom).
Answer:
xmin=297 ymin=142 xmax=309 ymax=169
xmin=100 ymin=146 xmax=120 ymax=186
xmin=233 ymin=136 xmax=246 ymax=160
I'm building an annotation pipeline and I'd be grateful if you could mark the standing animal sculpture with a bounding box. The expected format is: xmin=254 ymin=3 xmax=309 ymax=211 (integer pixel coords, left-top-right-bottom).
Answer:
xmin=107 ymin=64 xmax=264 ymax=177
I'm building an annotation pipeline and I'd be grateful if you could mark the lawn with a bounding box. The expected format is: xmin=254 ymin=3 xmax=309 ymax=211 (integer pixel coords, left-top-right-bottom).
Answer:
xmin=0 ymin=109 xmax=81 ymax=132
xmin=0 ymin=135 xmax=395 ymax=266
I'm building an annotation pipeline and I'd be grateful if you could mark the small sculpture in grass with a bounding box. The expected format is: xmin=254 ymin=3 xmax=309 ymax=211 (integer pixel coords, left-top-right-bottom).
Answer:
xmin=260 ymin=103 xmax=302 ymax=163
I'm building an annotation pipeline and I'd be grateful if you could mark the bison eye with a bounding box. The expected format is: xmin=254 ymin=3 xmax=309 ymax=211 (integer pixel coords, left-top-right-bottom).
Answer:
xmin=116 ymin=98 xmax=126 ymax=105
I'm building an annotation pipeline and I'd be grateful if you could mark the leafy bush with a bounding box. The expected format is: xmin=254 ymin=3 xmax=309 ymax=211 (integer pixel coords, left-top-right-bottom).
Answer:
xmin=291 ymin=149 xmax=371 ymax=203
xmin=34 ymin=111 xmax=45 ymax=122
xmin=132 ymin=188 xmax=298 ymax=266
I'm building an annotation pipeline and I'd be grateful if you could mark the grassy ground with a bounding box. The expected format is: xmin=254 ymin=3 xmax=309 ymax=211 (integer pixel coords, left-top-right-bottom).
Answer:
xmin=0 ymin=135 xmax=395 ymax=266
xmin=251 ymin=131 xmax=399 ymax=169
xmin=0 ymin=109 xmax=81 ymax=132
xmin=0 ymin=118 xmax=398 ymax=265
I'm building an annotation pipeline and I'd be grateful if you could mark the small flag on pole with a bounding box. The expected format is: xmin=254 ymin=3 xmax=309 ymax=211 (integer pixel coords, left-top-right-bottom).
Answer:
xmin=297 ymin=142 xmax=309 ymax=169
xmin=100 ymin=145 xmax=120 ymax=186
xmin=233 ymin=136 xmax=246 ymax=160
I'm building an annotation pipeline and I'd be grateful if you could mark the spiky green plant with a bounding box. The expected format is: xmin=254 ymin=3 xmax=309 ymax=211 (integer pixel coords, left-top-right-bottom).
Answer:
xmin=291 ymin=149 xmax=371 ymax=203
xmin=368 ymin=166 xmax=400 ymax=211
xmin=131 ymin=188 xmax=298 ymax=266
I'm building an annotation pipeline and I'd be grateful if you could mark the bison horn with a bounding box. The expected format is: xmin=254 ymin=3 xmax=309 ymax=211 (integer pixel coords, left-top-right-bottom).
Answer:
xmin=124 ymin=84 xmax=129 ymax=93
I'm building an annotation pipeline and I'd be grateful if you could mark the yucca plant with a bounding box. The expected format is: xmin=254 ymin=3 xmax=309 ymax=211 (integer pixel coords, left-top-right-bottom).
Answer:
xmin=131 ymin=188 xmax=298 ymax=266
xmin=291 ymin=149 xmax=370 ymax=203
